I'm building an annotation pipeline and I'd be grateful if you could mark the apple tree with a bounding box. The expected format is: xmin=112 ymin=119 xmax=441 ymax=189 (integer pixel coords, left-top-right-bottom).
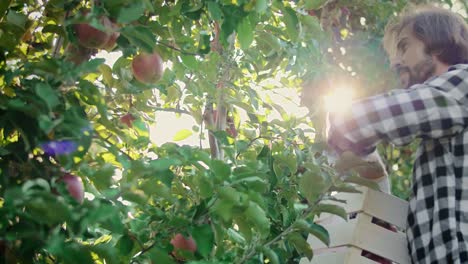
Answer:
xmin=2 ymin=0 xmax=462 ymax=263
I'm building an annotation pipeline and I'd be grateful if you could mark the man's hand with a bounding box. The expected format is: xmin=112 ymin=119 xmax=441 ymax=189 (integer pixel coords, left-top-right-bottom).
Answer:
xmin=335 ymin=151 xmax=387 ymax=179
xmin=334 ymin=150 xmax=390 ymax=193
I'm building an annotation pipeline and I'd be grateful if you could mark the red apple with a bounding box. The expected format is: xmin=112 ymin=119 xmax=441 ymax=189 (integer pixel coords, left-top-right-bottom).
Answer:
xmin=131 ymin=52 xmax=164 ymax=84
xmin=120 ymin=113 xmax=136 ymax=128
xmin=170 ymin=233 xmax=197 ymax=260
xmin=65 ymin=43 xmax=96 ymax=65
xmin=102 ymin=21 xmax=120 ymax=51
xmin=74 ymin=14 xmax=113 ymax=49
xmin=61 ymin=173 xmax=84 ymax=203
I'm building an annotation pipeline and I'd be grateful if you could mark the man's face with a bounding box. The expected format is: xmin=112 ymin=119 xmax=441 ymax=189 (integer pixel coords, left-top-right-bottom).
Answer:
xmin=393 ymin=25 xmax=436 ymax=88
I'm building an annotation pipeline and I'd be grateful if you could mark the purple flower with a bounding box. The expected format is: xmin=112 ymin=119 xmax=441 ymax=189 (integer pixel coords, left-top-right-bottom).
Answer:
xmin=40 ymin=140 xmax=78 ymax=156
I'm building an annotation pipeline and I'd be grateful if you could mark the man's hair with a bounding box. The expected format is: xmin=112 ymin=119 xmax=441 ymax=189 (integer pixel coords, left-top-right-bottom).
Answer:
xmin=383 ymin=5 xmax=468 ymax=65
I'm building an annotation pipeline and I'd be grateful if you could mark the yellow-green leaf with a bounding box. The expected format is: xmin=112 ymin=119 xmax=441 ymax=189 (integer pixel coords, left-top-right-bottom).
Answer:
xmin=173 ymin=129 xmax=193 ymax=141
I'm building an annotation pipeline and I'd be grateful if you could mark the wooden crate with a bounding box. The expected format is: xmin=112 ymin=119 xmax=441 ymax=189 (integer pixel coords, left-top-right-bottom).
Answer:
xmin=316 ymin=186 xmax=408 ymax=230
xmin=301 ymin=187 xmax=411 ymax=264
xmin=299 ymin=246 xmax=382 ymax=264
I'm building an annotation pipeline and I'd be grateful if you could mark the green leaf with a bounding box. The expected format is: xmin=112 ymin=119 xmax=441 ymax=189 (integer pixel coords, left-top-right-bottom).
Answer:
xmin=262 ymin=246 xmax=280 ymax=264
xmin=227 ymin=228 xmax=246 ymax=244
xmin=6 ymin=10 xmax=28 ymax=29
xmin=210 ymin=160 xmax=231 ymax=181
xmin=120 ymin=25 xmax=156 ymax=53
xmin=24 ymin=192 xmax=72 ymax=225
xmin=0 ymin=0 xmax=10 ymax=21
xmin=92 ymin=164 xmax=115 ymax=191
xmin=88 ymin=244 xmax=119 ymax=264
xmin=237 ymin=17 xmax=254 ymax=49
xmin=304 ymin=0 xmax=328 ymax=10
xmin=173 ymin=129 xmax=193 ymax=141
xmin=287 ymin=232 xmax=313 ymax=259
xmin=299 ymin=165 xmax=331 ymax=203
xmin=313 ymin=204 xmax=347 ymax=221
xmin=343 ymin=174 xmax=380 ymax=190
xmin=244 ymin=201 xmax=270 ymax=238
xmin=207 ymin=1 xmax=223 ymax=20
xmin=234 ymin=216 xmax=252 ymax=242
xmin=140 ymin=179 xmax=174 ymax=201
xmin=294 ymin=220 xmax=330 ymax=246
xmin=255 ymin=0 xmax=268 ymax=14
xmin=116 ymin=233 xmax=134 ymax=255
xmin=35 ymin=82 xmax=60 ymax=110
xmin=192 ymin=224 xmax=214 ymax=258
xmin=330 ymin=182 xmax=362 ymax=193
xmin=148 ymin=247 xmax=176 ymax=264
xmin=48 ymin=241 xmax=94 ymax=264
xmin=99 ymin=64 xmax=114 ymax=86
xmin=180 ymin=55 xmax=198 ymax=70
xmin=117 ymin=1 xmax=146 ymax=23
xmin=210 ymin=199 xmax=234 ymax=223
xmin=149 ymin=158 xmax=182 ymax=171
xmin=121 ymin=189 xmax=147 ymax=204
xmin=282 ymin=7 xmax=299 ymax=42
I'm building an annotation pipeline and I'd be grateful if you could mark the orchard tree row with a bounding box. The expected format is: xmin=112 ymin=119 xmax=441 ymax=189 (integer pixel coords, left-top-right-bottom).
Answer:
xmin=1 ymin=0 xmax=461 ymax=263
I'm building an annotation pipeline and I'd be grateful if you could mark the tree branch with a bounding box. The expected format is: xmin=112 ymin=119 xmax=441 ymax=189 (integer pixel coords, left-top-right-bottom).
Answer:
xmin=156 ymin=40 xmax=200 ymax=56
xmin=152 ymin=107 xmax=191 ymax=115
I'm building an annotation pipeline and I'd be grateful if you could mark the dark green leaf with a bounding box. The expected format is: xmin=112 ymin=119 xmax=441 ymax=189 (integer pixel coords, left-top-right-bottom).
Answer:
xmin=344 ymin=174 xmax=380 ymax=190
xmin=287 ymin=232 xmax=313 ymax=259
xmin=35 ymin=83 xmax=60 ymax=110
xmin=313 ymin=203 xmax=347 ymax=220
xmin=116 ymin=233 xmax=135 ymax=255
xmin=6 ymin=10 xmax=28 ymax=29
xmin=207 ymin=1 xmax=223 ymax=20
xmin=192 ymin=224 xmax=214 ymax=258
xmin=91 ymin=164 xmax=115 ymax=191
xmin=210 ymin=160 xmax=231 ymax=181
xmin=148 ymin=247 xmax=176 ymax=264
xmin=294 ymin=220 xmax=330 ymax=246
xmin=0 ymin=0 xmax=10 ymax=21
xmin=262 ymin=246 xmax=280 ymax=264
xmin=88 ymin=244 xmax=119 ymax=264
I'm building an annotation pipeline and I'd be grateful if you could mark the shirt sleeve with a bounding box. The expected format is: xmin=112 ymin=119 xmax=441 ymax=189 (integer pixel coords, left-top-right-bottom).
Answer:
xmin=327 ymin=68 xmax=468 ymax=156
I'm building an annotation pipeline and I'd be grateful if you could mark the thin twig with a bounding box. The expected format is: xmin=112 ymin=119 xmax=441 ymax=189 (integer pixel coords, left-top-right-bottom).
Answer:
xmin=52 ymin=10 xmax=70 ymax=58
xmin=152 ymin=107 xmax=191 ymax=115
xmin=156 ymin=40 xmax=200 ymax=56
xmin=96 ymin=133 xmax=134 ymax=161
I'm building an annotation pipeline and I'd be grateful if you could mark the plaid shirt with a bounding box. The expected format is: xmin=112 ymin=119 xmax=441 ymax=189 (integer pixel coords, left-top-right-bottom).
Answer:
xmin=328 ymin=64 xmax=468 ymax=264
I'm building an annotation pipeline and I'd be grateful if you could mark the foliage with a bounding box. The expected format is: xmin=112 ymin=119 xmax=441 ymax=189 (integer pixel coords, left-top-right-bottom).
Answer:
xmin=1 ymin=0 xmax=466 ymax=263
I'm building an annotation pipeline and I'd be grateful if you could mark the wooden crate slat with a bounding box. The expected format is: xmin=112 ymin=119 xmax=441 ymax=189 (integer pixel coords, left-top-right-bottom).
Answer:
xmin=300 ymin=246 xmax=384 ymax=264
xmin=316 ymin=186 xmax=408 ymax=230
xmin=308 ymin=213 xmax=410 ymax=264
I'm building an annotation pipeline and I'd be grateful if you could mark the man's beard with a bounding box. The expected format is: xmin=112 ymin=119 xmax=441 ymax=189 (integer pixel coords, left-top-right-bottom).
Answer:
xmin=398 ymin=56 xmax=436 ymax=89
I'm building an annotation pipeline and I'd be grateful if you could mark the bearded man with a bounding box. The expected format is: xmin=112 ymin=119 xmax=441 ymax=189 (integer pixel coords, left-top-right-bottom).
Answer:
xmin=327 ymin=5 xmax=468 ymax=263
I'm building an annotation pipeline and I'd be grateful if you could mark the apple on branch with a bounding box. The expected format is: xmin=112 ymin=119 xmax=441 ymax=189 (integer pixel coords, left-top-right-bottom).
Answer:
xmin=74 ymin=12 xmax=114 ymax=49
xmin=131 ymin=52 xmax=164 ymax=84
xmin=60 ymin=173 xmax=84 ymax=203
xmin=170 ymin=233 xmax=197 ymax=260
xmin=102 ymin=21 xmax=120 ymax=51
xmin=120 ymin=113 xmax=136 ymax=128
